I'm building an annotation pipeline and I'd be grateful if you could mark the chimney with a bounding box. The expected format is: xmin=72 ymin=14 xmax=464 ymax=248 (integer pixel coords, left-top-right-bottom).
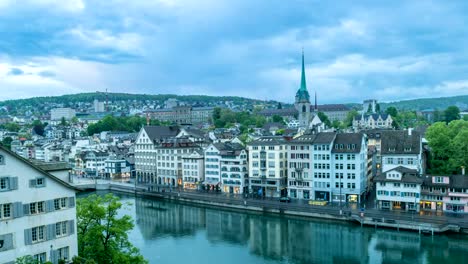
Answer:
xmin=408 ymin=128 xmax=412 ymax=136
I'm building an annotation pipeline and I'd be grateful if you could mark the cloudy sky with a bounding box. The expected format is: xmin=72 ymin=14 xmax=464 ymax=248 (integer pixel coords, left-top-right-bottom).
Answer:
xmin=1 ymin=0 xmax=468 ymax=103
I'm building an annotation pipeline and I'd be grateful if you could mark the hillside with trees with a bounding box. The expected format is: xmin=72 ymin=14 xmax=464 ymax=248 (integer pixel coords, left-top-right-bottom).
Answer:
xmin=380 ymin=95 xmax=468 ymax=111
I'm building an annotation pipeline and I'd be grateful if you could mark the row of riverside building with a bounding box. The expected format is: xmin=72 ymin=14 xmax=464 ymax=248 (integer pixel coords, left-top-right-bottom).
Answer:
xmin=135 ymin=125 xmax=468 ymax=212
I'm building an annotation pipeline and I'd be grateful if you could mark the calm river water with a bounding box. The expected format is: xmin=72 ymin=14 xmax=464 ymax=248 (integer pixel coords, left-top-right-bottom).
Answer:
xmin=100 ymin=193 xmax=468 ymax=264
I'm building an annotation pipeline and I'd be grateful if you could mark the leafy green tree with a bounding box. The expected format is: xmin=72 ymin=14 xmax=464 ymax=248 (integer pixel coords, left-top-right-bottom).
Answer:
xmin=1 ymin=136 xmax=13 ymax=149
xmin=71 ymin=116 xmax=79 ymax=124
xmin=77 ymin=194 xmax=147 ymax=264
xmin=271 ymin=115 xmax=284 ymax=124
xmin=32 ymin=120 xmax=45 ymax=136
xmin=444 ymin=106 xmax=460 ymax=123
xmin=331 ymin=120 xmax=342 ymax=129
xmin=375 ymin=103 xmax=381 ymax=113
xmin=385 ymin=106 xmax=398 ymax=118
xmin=277 ymin=102 xmax=283 ymax=109
xmin=317 ymin=112 xmax=331 ymax=127
xmin=366 ymin=104 xmax=372 ymax=113
xmin=3 ymin=122 xmax=20 ymax=132
xmin=15 ymin=255 xmax=52 ymax=264
xmin=344 ymin=110 xmax=359 ymax=127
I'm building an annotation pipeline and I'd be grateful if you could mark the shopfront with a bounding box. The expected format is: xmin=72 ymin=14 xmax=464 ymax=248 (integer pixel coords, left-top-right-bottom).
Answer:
xmin=184 ymin=182 xmax=198 ymax=190
xmin=315 ymin=191 xmax=330 ymax=201
xmin=347 ymin=194 xmax=358 ymax=203
xmin=446 ymin=203 xmax=465 ymax=212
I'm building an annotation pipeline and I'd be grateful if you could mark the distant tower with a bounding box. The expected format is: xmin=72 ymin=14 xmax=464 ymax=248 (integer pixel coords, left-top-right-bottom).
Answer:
xmin=105 ymin=88 xmax=109 ymax=112
xmin=294 ymin=50 xmax=311 ymax=128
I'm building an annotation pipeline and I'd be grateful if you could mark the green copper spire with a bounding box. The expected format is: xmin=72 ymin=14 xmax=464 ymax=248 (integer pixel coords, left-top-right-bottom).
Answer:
xmin=300 ymin=49 xmax=307 ymax=92
xmin=295 ymin=49 xmax=310 ymax=103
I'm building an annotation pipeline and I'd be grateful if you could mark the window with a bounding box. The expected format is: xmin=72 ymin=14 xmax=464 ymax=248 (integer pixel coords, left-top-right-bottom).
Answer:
xmin=397 ymin=158 xmax=403 ymax=165
xmin=32 ymin=226 xmax=45 ymax=243
xmin=33 ymin=252 xmax=47 ymax=263
xmin=0 ymin=203 xmax=12 ymax=219
xmin=387 ymin=158 xmax=393 ymax=164
xmin=407 ymin=158 xmax=414 ymax=165
xmin=56 ymin=221 xmax=68 ymax=237
xmin=57 ymin=246 xmax=69 ymax=261
xmin=0 ymin=155 xmax=3 ymax=165
xmin=0 ymin=177 xmax=8 ymax=190
xmin=54 ymin=198 xmax=68 ymax=210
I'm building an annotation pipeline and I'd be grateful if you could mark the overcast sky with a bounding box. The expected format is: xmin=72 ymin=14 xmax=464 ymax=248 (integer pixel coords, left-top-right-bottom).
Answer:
xmin=1 ymin=0 xmax=468 ymax=103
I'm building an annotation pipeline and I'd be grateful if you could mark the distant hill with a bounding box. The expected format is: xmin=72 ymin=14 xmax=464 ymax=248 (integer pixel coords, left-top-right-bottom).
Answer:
xmin=380 ymin=95 xmax=468 ymax=111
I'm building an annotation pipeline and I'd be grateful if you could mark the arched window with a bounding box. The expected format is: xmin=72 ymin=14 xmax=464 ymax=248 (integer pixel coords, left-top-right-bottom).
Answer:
xmin=302 ymin=105 xmax=306 ymax=113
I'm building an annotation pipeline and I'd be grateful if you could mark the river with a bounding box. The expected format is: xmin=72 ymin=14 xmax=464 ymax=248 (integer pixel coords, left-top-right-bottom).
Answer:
xmin=92 ymin=193 xmax=468 ymax=264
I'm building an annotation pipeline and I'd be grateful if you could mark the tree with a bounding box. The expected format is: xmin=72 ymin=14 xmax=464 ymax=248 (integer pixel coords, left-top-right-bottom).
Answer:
xmin=2 ymin=136 xmax=13 ymax=149
xmin=385 ymin=106 xmax=398 ymax=118
xmin=375 ymin=103 xmax=381 ymax=113
xmin=3 ymin=122 xmax=20 ymax=132
xmin=277 ymin=102 xmax=282 ymax=109
xmin=444 ymin=106 xmax=460 ymax=123
xmin=77 ymin=194 xmax=147 ymax=264
xmin=32 ymin=120 xmax=45 ymax=136
xmin=344 ymin=110 xmax=359 ymax=127
xmin=331 ymin=120 xmax=342 ymax=129
xmin=60 ymin=117 xmax=68 ymax=126
xmin=71 ymin=116 xmax=79 ymax=124
xmin=271 ymin=115 xmax=284 ymax=124
xmin=317 ymin=112 xmax=331 ymax=127
xmin=366 ymin=104 xmax=372 ymax=113
xmin=16 ymin=255 xmax=52 ymax=264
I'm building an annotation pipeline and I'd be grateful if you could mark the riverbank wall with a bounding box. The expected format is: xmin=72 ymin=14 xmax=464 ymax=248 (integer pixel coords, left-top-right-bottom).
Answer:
xmin=77 ymin=183 xmax=467 ymax=235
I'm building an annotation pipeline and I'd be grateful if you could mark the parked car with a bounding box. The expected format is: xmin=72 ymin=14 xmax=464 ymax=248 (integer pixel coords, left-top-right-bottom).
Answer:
xmin=279 ymin=197 xmax=291 ymax=203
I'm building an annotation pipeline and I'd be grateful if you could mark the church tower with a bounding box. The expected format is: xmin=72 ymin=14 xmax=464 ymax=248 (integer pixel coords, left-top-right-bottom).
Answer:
xmin=295 ymin=50 xmax=311 ymax=128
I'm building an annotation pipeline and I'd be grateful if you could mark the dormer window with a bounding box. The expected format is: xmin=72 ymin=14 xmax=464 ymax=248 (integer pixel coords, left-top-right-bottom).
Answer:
xmin=389 ymin=147 xmax=395 ymax=152
xmin=404 ymin=147 xmax=412 ymax=152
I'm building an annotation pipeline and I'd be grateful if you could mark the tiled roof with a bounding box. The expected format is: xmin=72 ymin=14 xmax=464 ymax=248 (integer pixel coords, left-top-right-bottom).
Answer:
xmin=375 ymin=166 xmax=423 ymax=184
xmin=143 ymin=126 xmax=180 ymax=141
xmin=331 ymin=133 xmax=363 ymax=153
xmin=248 ymin=136 xmax=288 ymax=146
xmin=381 ymin=130 xmax=421 ymax=155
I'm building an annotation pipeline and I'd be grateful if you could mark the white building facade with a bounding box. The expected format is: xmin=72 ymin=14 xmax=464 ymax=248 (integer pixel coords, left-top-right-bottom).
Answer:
xmin=0 ymin=146 xmax=77 ymax=264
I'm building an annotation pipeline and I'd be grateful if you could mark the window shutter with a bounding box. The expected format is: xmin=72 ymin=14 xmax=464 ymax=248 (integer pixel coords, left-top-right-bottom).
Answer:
xmin=13 ymin=202 xmax=23 ymax=218
xmin=9 ymin=177 xmax=18 ymax=190
xmin=69 ymin=220 xmax=75 ymax=235
xmin=24 ymin=229 xmax=32 ymax=245
xmin=0 ymin=233 xmax=14 ymax=252
xmin=23 ymin=203 xmax=30 ymax=215
xmin=46 ymin=200 xmax=55 ymax=212
xmin=29 ymin=179 xmax=36 ymax=188
xmin=46 ymin=224 xmax=56 ymax=240
xmin=68 ymin=197 xmax=75 ymax=208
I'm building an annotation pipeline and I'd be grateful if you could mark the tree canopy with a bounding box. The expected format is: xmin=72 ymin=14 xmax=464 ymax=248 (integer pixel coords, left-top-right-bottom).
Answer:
xmin=426 ymin=120 xmax=468 ymax=174
xmin=76 ymin=194 xmax=147 ymax=264
xmin=444 ymin=105 xmax=460 ymax=123
xmin=212 ymin=107 xmax=266 ymax=129
xmin=87 ymin=115 xmax=170 ymax=135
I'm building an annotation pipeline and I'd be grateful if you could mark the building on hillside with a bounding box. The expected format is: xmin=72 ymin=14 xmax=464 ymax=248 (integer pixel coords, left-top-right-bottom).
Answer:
xmin=247 ymin=137 xmax=288 ymax=198
xmin=0 ymin=146 xmax=78 ymax=264
xmin=353 ymin=113 xmax=393 ymax=130
xmin=421 ymin=174 xmax=468 ymax=213
xmin=74 ymin=150 xmax=109 ymax=177
xmin=93 ymin=99 xmax=105 ymax=112
xmin=134 ymin=126 xmax=180 ymax=184
xmin=375 ymin=166 xmax=422 ymax=212
xmin=147 ymin=106 xmax=214 ymax=125
xmin=380 ymin=129 xmax=424 ymax=174
xmin=50 ymin=108 xmax=76 ymax=121
xmin=182 ymin=150 xmax=205 ymax=190
xmin=104 ymin=156 xmax=131 ymax=179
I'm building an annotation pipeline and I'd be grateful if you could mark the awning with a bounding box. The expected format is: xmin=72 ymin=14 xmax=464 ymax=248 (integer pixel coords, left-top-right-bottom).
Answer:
xmin=203 ymin=179 xmax=220 ymax=185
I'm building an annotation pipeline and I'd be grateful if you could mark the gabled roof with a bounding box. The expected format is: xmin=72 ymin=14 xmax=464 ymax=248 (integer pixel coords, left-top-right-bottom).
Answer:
xmin=381 ymin=130 xmax=421 ymax=155
xmin=289 ymin=132 xmax=336 ymax=144
xmin=0 ymin=144 xmax=79 ymax=191
xmin=375 ymin=166 xmax=422 ymax=184
xmin=143 ymin=126 xmax=180 ymax=141
xmin=331 ymin=133 xmax=363 ymax=153
xmin=248 ymin=136 xmax=288 ymax=146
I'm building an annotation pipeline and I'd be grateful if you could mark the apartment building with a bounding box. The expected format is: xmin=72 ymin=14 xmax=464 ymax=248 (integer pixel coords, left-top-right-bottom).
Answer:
xmin=421 ymin=174 xmax=468 ymax=213
xmin=247 ymin=137 xmax=288 ymax=198
xmin=134 ymin=126 xmax=180 ymax=184
xmin=182 ymin=150 xmax=204 ymax=190
xmin=375 ymin=166 xmax=422 ymax=212
xmin=381 ymin=129 xmax=424 ymax=174
xmin=0 ymin=146 xmax=77 ymax=264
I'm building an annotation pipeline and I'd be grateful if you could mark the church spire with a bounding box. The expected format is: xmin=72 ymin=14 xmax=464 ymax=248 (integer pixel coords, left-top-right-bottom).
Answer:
xmin=300 ymin=48 xmax=307 ymax=92
xmin=295 ymin=49 xmax=310 ymax=103
xmin=314 ymin=90 xmax=318 ymax=111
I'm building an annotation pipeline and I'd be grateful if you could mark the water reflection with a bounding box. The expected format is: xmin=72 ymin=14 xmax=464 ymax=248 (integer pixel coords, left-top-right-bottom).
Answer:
xmin=132 ymin=197 xmax=468 ymax=264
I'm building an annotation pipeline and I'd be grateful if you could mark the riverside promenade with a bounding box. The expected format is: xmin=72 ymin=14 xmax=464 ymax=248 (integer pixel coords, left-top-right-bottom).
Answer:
xmin=72 ymin=177 xmax=468 ymax=235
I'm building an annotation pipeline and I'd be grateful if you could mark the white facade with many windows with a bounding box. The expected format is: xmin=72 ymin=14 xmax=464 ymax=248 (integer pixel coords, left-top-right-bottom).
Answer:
xmin=182 ymin=150 xmax=204 ymax=190
xmin=0 ymin=146 xmax=77 ymax=264
xmin=248 ymin=137 xmax=288 ymax=198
